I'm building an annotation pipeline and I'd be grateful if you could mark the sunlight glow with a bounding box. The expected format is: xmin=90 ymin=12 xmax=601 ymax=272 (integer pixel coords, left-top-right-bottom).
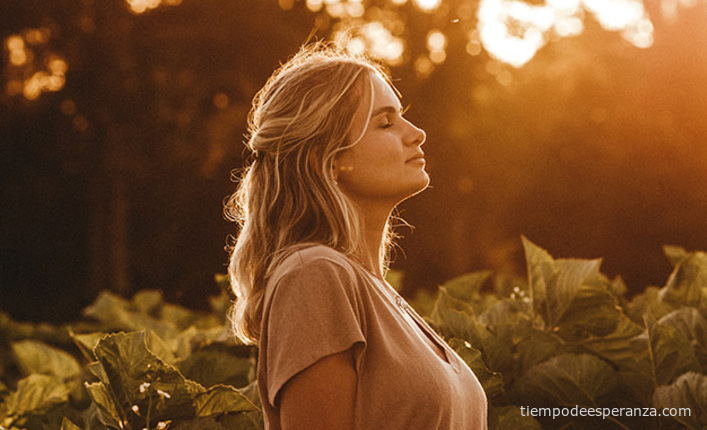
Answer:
xmin=3 ymin=31 xmax=68 ymax=99
xmin=427 ymin=30 xmax=447 ymax=65
xmin=124 ymin=0 xmax=181 ymax=14
xmin=306 ymin=0 xmax=324 ymax=12
xmin=334 ymin=21 xmax=405 ymax=66
xmin=478 ymin=0 xmax=551 ymax=68
xmin=413 ymin=0 xmax=442 ymax=12
xmin=477 ymin=0 xmax=655 ymax=68
xmin=582 ymin=0 xmax=645 ymax=31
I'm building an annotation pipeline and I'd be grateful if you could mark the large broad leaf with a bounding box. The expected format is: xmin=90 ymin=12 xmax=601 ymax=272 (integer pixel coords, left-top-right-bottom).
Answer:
xmin=659 ymin=308 xmax=707 ymax=373
xmin=61 ymin=417 xmax=84 ymax=430
xmin=441 ymin=271 xmax=493 ymax=306
xmin=515 ymin=329 xmax=566 ymax=377
xmin=93 ymin=331 xmax=197 ymax=421
xmin=11 ymin=340 xmax=81 ymax=379
xmin=660 ymin=251 xmax=707 ymax=308
xmin=663 ymin=245 xmax=689 ymax=267
xmin=626 ymin=286 xmax=677 ymax=323
xmin=447 ymin=338 xmax=504 ymax=398
xmin=82 ymin=291 xmax=181 ymax=347
xmin=643 ymin=313 xmax=700 ymax=386
xmin=572 ymin=313 xmax=643 ymax=365
xmin=430 ymin=290 xmax=512 ymax=372
xmin=70 ymin=331 xmax=107 ymax=360
xmin=488 ymin=406 xmax=542 ymax=430
xmin=522 ymin=238 xmax=604 ymax=331
xmin=3 ymin=374 xmax=70 ymax=418
xmin=653 ymin=372 xmax=707 ymax=430
xmin=91 ymin=331 xmax=258 ymax=425
xmin=430 ymin=289 xmax=478 ymax=342
xmin=192 ymin=385 xmax=258 ymax=418
xmin=478 ymin=299 xmax=533 ymax=348
xmin=519 ymin=353 xmax=616 ymax=407
xmin=177 ymin=346 xmax=253 ymax=388
xmin=84 ymin=381 xmax=124 ymax=429
xmin=554 ymin=284 xmax=621 ymax=341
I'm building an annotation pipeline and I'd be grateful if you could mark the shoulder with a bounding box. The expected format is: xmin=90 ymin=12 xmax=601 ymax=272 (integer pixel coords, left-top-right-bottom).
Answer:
xmin=268 ymin=244 xmax=359 ymax=286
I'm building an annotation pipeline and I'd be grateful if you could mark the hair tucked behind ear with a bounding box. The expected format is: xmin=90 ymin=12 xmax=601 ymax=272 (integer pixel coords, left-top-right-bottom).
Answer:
xmin=225 ymin=42 xmax=394 ymax=345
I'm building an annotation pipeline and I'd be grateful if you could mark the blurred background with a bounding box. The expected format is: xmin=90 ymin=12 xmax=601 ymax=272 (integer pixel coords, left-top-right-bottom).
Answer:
xmin=1 ymin=0 xmax=706 ymax=323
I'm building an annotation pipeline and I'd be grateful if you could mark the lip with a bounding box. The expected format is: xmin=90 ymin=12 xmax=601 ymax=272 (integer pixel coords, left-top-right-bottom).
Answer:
xmin=406 ymin=152 xmax=425 ymax=163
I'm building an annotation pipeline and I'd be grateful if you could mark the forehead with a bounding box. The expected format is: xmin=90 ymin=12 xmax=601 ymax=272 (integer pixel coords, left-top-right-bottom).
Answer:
xmin=369 ymin=72 xmax=401 ymax=109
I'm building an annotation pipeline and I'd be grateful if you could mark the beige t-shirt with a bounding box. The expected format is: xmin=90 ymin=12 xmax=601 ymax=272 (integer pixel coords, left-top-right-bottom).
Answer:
xmin=258 ymin=245 xmax=488 ymax=429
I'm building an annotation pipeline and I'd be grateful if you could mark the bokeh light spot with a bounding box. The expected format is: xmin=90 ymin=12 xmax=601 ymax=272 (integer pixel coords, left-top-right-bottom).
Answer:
xmin=413 ymin=0 xmax=442 ymax=12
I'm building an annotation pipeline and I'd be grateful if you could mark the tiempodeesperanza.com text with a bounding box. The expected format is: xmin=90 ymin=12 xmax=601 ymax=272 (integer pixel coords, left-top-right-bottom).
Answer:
xmin=520 ymin=406 xmax=691 ymax=420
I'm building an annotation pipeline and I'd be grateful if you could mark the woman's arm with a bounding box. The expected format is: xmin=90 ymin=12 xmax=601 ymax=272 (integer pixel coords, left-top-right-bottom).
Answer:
xmin=279 ymin=348 xmax=357 ymax=430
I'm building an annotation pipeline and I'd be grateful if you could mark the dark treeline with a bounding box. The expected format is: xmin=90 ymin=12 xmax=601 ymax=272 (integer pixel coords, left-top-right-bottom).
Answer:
xmin=1 ymin=0 xmax=706 ymax=322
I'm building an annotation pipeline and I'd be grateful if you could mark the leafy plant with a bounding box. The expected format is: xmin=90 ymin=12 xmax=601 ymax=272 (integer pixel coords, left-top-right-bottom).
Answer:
xmin=414 ymin=237 xmax=707 ymax=429
xmin=1 ymin=238 xmax=706 ymax=429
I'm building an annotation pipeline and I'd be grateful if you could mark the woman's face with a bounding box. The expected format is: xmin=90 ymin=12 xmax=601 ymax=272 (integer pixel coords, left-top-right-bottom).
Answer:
xmin=335 ymin=72 xmax=428 ymax=208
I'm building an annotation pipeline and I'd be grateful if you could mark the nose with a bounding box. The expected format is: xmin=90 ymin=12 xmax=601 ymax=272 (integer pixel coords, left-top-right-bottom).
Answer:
xmin=406 ymin=120 xmax=426 ymax=147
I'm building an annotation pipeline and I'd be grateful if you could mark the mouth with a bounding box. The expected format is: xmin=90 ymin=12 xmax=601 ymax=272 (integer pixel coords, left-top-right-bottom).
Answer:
xmin=406 ymin=152 xmax=426 ymax=163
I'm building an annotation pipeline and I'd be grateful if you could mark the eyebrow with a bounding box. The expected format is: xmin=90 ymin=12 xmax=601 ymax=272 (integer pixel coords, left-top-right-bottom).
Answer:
xmin=370 ymin=105 xmax=403 ymax=118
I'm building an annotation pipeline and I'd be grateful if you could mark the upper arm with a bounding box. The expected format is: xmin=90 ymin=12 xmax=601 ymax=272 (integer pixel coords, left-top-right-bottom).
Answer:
xmin=263 ymin=256 xmax=366 ymax=408
xmin=279 ymin=348 xmax=358 ymax=430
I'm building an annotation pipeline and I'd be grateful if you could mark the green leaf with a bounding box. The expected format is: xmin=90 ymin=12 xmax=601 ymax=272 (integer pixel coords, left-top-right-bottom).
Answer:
xmin=430 ymin=290 xmax=511 ymax=372
xmin=661 ymin=251 xmax=707 ymax=308
xmin=478 ymin=299 xmax=533 ymax=348
xmin=93 ymin=331 xmax=197 ymax=421
xmin=133 ymin=289 xmax=165 ymax=316
xmin=61 ymin=417 xmax=84 ymax=430
xmin=658 ymin=308 xmax=707 ymax=373
xmin=643 ymin=312 xmax=700 ymax=386
xmin=515 ymin=329 xmax=565 ymax=376
xmin=653 ymin=372 xmax=707 ymax=430
xmin=441 ymin=271 xmax=493 ymax=303
xmin=82 ymin=291 xmax=179 ymax=343
xmin=11 ymin=340 xmax=81 ymax=379
xmin=522 ymin=237 xmax=556 ymax=315
xmin=664 ymin=245 xmax=689 ymax=267
xmin=70 ymin=331 xmax=107 ymax=360
xmin=177 ymin=346 xmax=253 ymax=388
xmin=572 ymin=313 xmax=643 ymax=365
xmin=430 ymin=288 xmax=478 ymax=342
xmin=555 ymin=284 xmax=621 ymax=340
xmin=217 ymin=411 xmax=265 ymax=429
xmin=626 ymin=286 xmax=677 ymax=323
xmin=447 ymin=338 xmax=504 ymax=398
xmin=522 ymin=237 xmax=604 ymax=330
xmin=488 ymin=406 xmax=542 ymax=430
xmin=520 ymin=353 xmax=617 ymax=407
xmin=144 ymin=329 xmax=178 ymax=364
xmin=84 ymin=381 xmax=123 ymax=429
xmin=4 ymin=374 xmax=70 ymax=418
xmin=193 ymin=385 xmax=258 ymax=418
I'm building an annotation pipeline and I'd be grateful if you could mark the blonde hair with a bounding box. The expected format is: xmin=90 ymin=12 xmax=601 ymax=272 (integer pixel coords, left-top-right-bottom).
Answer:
xmin=225 ymin=43 xmax=395 ymax=345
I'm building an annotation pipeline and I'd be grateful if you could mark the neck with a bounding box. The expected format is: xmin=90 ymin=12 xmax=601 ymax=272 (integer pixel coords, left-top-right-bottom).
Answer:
xmin=355 ymin=203 xmax=393 ymax=279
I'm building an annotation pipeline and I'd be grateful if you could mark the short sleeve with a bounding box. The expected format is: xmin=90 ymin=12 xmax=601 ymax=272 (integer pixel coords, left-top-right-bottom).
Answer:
xmin=263 ymin=255 xmax=366 ymax=407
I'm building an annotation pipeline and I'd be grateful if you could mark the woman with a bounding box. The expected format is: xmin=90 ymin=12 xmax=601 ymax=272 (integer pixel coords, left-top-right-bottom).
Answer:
xmin=226 ymin=43 xmax=487 ymax=429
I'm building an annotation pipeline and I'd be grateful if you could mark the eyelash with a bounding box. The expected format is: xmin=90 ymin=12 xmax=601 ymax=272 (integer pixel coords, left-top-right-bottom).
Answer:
xmin=381 ymin=106 xmax=410 ymax=129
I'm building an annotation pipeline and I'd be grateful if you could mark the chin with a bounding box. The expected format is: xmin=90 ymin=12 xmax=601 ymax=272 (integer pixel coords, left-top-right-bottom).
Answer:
xmin=405 ymin=175 xmax=430 ymax=199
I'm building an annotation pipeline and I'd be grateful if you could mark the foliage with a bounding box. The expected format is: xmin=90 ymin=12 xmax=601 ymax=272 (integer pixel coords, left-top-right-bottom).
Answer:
xmin=412 ymin=237 xmax=707 ymax=429
xmin=1 ymin=238 xmax=706 ymax=429
xmin=0 ymin=289 xmax=260 ymax=430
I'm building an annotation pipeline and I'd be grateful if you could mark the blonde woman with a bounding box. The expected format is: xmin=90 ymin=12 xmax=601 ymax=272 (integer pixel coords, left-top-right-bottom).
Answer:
xmin=226 ymin=43 xmax=487 ymax=430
